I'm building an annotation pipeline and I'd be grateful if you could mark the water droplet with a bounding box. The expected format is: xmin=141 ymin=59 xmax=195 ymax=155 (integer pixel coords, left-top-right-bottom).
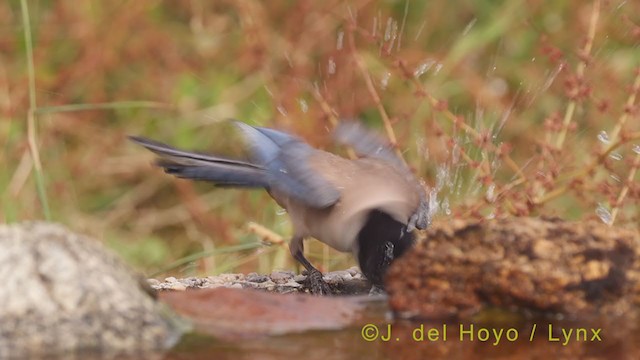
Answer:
xmin=414 ymin=59 xmax=435 ymax=78
xmin=428 ymin=189 xmax=439 ymax=219
xmin=486 ymin=212 xmax=496 ymax=220
xmin=276 ymin=208 xmax=287 ymax=216
xmin=610 ymin=174 xmax=621 ymax=183
xmin=435 ymin=165 xmax=449 ymax=192
xmin=327 ymin=57 xmax=336 ymax=75
xmin=597 ymin=131 xmax=610 ymax=144
xmin=609 ymin=152 xmax=623 ymax=161
xmin=451 ymin=142 xmax=460 ymax=164
xmin=595 ymin=203 xmax=612 ymax=225
xmin=384 ymin=17 xmax=398 ymax=42
xmin=485 ymin=183 xmax=496 ymax=203
xmin=433 ymin=63 xmax=443 ymax=75
xmin=531 ymin=57 xmax=536 ymax=62
xmin=380 ymin=71 xmax=391 ymax=89
xmin=633 ymin=144 xmax=640 ymax=154
xmin=442 ymin=198 xmax=451 ymax=215
xmin=276 ymin=105 xmax=288 ymax=117
xmin=298 ymin=99 xmax=308 ymax=113
xmin=336 ymin=31 xmax=344 ymax=50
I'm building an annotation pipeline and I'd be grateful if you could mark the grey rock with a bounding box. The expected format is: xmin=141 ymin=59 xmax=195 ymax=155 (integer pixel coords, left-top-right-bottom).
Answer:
xmin=0 ymin=222 xmax=181 ymax=358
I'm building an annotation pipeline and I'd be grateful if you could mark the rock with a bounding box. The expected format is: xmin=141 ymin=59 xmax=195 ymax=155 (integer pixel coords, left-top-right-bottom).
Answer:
xmin=386 ymin=217 xmax=640 ymax=320
xmin=324 ymin=270 xmax=353 ymax=283
xmin=246 ymin=273 xmax=270 ymax=283
xmin=170 ymin=283 xmax=187 ymax=291
xmin=270 ymin=270 xmax=295 ymax=283
xmin=293 ymin=274 xmax=307 ymax=283
xmin=0 ymin=222 xmax=181 ymax=358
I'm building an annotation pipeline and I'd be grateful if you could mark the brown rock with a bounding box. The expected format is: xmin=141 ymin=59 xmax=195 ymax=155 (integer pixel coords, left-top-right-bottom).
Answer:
xmin=386 ymin=217 xmax=640 ymax=320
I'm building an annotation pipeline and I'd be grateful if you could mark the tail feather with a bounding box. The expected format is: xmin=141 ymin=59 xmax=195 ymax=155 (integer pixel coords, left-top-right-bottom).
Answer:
xmin=130 ymin=136 xmax=268 ymax=188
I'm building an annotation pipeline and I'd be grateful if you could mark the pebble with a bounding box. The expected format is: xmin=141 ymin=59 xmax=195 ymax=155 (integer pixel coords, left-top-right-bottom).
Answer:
xmin=246 ymin=273 xmax=270 ymax=283
xmin=270 ymin=270 xmax=295 ymax=283
xmin=170 ymin=283 xmax=187 ymax=291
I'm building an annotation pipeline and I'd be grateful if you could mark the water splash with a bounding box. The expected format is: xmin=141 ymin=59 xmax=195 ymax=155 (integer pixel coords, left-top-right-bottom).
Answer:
xmin=485 ymin=183 xmax=496 ymax=203
xmin=414 ymin=59 xmax=436 ymax=78
xmin=597 ymin=131 xmax=610 ymax=144
xmin=428 ymin=188 xmax=439 ymax=219
xmin=435 ymin=164 xmax=449 ymax=192
xmin=384 ymin=17 xmax=398 ymax=42
xmin=595 ymin=203 xmax=613 ymax=225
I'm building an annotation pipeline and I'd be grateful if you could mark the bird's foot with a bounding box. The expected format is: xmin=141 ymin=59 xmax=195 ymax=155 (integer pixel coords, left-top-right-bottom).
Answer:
xmin=306 ymin=269 xmax=331 ymax=295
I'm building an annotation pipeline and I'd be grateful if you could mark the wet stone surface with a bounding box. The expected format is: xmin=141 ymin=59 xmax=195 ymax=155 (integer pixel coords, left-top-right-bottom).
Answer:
xmin=149 ymin=266 xmax=371 ymax=295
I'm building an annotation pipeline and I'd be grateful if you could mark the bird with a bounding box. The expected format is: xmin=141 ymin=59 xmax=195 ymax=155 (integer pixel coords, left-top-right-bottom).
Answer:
xmin=130 ymin=120 xmax=430 ymax=295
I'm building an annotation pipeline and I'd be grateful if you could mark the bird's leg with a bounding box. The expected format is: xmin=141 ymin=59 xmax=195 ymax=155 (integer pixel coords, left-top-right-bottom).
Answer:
xmin=368 ymin=241 xmax=395 ymax=295
xmin=289 ymin=236 xmax=331 ymax=295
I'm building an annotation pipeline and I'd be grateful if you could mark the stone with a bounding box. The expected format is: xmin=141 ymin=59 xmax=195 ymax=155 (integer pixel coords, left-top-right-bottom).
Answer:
xmin=0 ymin=222 xmax=181 ymax=358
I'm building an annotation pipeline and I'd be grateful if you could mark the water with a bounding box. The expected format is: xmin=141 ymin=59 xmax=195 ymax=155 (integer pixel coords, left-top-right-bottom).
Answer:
xmin=160 ymin=307 xmax=640 ymax=360
xmin=609 ymin=152 xmax=623 ymax=161
xmin=597 ymin=131 xmax=610 ymax=144
xmin=327 ymin=58 xmax=336 ymax=75
xmin=595 ymin=203 xmax=612 ymax=225
xmin=298 ymin=99 xmax=309 ymax=113
xmin=380 ymin=72 xmax=391 ymax=90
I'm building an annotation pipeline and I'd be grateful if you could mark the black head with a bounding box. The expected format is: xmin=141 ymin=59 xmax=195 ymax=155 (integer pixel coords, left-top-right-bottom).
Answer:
xmin=357 ymin=209 xmax=416 ymax=287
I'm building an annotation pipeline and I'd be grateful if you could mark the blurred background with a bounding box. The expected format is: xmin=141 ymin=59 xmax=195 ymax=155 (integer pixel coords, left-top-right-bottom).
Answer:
xmin=2 ymin=0 xmax=639 ymax=277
